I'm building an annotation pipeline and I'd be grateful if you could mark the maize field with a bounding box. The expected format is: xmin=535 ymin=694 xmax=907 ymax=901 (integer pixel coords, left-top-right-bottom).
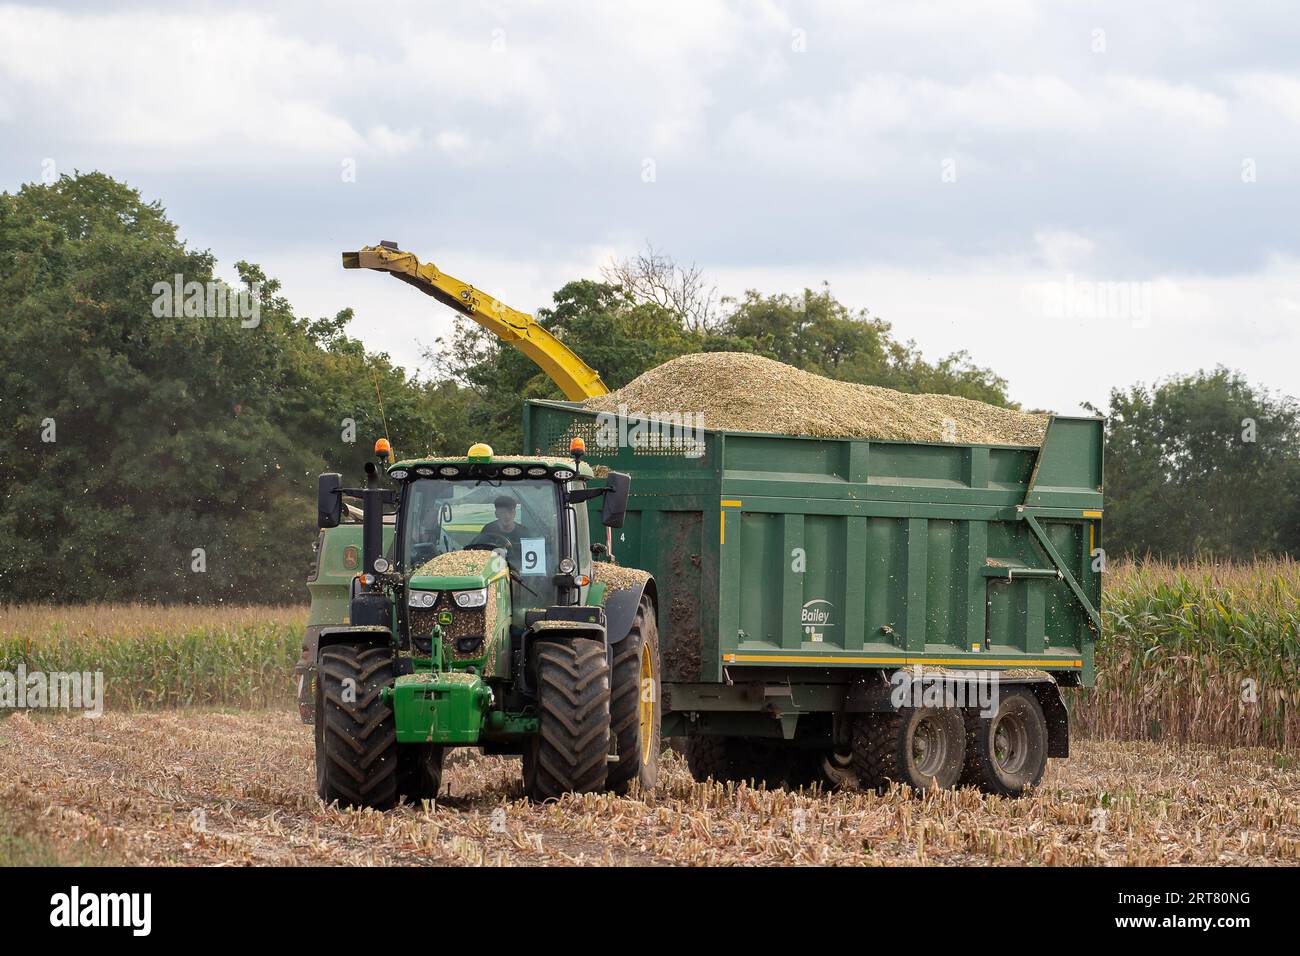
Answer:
xmin=4 ymin=559 xmax=1297 ymax=748
xmin=1 ymin=558 xmax=1298 ymax=866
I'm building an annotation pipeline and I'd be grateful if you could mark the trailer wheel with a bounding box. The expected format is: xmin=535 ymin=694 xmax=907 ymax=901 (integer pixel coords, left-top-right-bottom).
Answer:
xmin=397 ymin=743 xmax=446 ymax=803
xmin=685 ymin=736 xmax=818 ymax=790
xmin=685 ymin=734 xmax=729 ymax=783
xmin=315 ymin=643 xmax=401 ymax=810
xmin=852 ymin=707 xmax=966 ymax=793
xmin=820 ymin=750 xmax=858 ymax=790
xmin=606 ymin=597 xmax=661 ymax=795
xmin=523 ymin=638 xmax=611 ymax=801
xmin=961 ymin=687 xmax=1048 ymax=796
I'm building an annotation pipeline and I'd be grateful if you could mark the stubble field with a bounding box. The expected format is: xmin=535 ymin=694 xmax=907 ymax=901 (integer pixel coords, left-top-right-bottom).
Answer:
xmin=2 ymin=709 xmax=1298 ymax=866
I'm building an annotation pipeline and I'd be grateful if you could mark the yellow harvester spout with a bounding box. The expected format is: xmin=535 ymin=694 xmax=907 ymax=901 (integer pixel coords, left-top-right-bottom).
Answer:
xmin=342 ymin=243 xmax=608 ymax=401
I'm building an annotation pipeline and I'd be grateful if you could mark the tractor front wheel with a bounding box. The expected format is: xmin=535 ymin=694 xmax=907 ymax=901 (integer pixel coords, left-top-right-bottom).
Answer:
xmin=523 ymin=638 xmax=612 ymax=801
xmin=315 ymin=643 xmax=401 ymax=810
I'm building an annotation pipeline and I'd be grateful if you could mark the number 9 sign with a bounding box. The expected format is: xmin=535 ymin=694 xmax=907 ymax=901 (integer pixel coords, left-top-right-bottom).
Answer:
xmin=520 ymin=537 xmax=546 ymax=575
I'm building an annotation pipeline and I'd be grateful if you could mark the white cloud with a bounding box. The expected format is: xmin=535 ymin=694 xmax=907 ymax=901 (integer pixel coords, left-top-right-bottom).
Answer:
xmin=708 ymin=253 xmax=1300 ymax=414
xmin=4 ymin=0 xmax=1300 ymax=413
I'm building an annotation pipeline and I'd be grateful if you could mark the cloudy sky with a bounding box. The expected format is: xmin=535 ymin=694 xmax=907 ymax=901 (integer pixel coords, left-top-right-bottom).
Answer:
xmin=3 ymin=1 xmax=1299 ymax=414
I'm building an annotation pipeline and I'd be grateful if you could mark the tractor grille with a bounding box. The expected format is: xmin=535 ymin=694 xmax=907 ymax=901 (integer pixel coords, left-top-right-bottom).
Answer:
xmin=408 ymin=607 xmax=439 ymax=653
xmin=408 ymin=594 xmax=487 ymax=662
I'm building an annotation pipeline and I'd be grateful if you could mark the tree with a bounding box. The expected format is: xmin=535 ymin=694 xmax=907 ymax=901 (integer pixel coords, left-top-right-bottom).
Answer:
xmin=1090 ymin=369 xmax=1300 ymax=560
xmin=601 ymin=243 xmax=718 ymax=333
xmin=720 ymin=285 xmax=1014 ymax=405
xmin=428 ymin=279 xmax=711 ymax=451
xmin=0 ymin=172 xmax=465 ymax=603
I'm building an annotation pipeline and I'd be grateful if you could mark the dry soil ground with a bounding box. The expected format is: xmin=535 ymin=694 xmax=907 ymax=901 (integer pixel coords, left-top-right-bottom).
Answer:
xmin=1 ymin=709 xmax=1298 ymax=866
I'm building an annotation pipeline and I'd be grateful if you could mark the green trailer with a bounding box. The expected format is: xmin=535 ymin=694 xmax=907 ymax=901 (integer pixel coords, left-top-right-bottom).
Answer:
xmin=524 ymin=401 xmax=1104 ymax=796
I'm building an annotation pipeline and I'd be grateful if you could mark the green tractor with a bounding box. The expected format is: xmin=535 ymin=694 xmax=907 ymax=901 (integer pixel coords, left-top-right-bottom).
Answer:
xmin=298 ymin=439 xmax=660 ymax=806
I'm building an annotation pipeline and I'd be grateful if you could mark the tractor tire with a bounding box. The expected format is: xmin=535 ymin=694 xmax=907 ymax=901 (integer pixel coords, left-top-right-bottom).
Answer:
xmin=960 ymin=686 xmax=1049 ymax=797
xmin=606 ymin=597 xmax=661 ymax=795
xmin=852 ymin=706 xmax=966 ymax=794
xmin=398 ymin=743 xmax=446 ymax=804
xmin=315 ymin=643 xmax=401 ymax=810
xmin=523 ymin=638 xmax=612 ymax=801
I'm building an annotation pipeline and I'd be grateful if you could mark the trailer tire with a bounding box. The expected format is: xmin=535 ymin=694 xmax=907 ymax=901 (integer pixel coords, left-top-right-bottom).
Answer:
xmin=606 ymin=597 xmax=661 ymax=795
xmin=685 ymin=736 xmax=817 ymax=790
xmin=852 ymin=707 xmax=966 ymax=794
xmin=523 ymin=638 xmax=611 ymax=801
xmin=315 ymin=643 xmax=401 ymax=810
xmin=961 ymin=687 xmax=1048 ymax=797
xmin=397 ymin=743 xmax=446 ymax=803
xmin=685 ymin=734 xmax=729 ymax=783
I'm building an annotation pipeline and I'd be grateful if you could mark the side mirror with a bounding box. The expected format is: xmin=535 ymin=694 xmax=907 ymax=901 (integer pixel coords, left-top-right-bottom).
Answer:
xmin=600 ymin=471 xmax=631 ymax=528
xmin=318 ymin=472 xmax=342 ymax=528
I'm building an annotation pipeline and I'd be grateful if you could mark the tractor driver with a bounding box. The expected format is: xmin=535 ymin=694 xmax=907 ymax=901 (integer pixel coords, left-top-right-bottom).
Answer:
xmin=479 ymin=494 xmax=533 ymax=564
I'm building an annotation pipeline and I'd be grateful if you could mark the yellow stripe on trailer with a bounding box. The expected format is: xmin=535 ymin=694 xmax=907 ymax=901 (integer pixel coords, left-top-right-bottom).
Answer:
xmin=720 ymin=500 xmax=742 ymax=544
xmin=722 ymin=653 xmax=1083 ymax=668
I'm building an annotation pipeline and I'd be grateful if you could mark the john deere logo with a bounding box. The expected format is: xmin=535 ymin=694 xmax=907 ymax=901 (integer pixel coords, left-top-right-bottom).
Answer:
xmin=438 ymin=610 xmax=453 ymax=626
xmin=801 ymin=599 xmax=834 ymax=642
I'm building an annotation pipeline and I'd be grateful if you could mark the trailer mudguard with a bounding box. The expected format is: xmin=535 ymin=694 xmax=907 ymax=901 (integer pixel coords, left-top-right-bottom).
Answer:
xmin=1030 ymin=680 xmax=1071 ymax=758
xmin=601 ymin=576 xmax=657 ymax=646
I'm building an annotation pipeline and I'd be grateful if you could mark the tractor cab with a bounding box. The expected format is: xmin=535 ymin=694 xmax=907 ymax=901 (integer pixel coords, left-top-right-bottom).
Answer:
xmin=397 ymin=445 xmax=594 ymax=622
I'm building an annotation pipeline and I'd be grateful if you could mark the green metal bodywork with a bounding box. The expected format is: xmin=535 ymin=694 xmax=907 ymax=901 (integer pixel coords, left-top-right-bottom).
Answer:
xmin=524 ymin=402 xmax=1104 ymax=700
xmin=306 ymin=524 xmax=394 ymax=630
xmin=388 ymin=669 xmax=492 ymax=744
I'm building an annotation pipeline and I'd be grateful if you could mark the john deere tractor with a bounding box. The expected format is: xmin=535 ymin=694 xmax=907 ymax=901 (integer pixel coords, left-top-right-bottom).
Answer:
xmin=300 ymin=438 xmax=660 ymax=806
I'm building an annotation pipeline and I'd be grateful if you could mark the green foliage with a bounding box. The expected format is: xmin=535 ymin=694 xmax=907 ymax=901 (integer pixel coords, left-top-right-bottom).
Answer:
xmin=0 ymin=607 xmax=301 ymax=709
xmin=430 ymin=279 xmax=714 ymax=451
xmin=1069 ymin=559 xmax=1300 ymax=749
xmin=720 ymin=285 xmax=1012 ymax=405
xmin=0 ymin=173 xmax=458 ymax=603
xmin=1092 ymin=368 xmax=1300 ymax=559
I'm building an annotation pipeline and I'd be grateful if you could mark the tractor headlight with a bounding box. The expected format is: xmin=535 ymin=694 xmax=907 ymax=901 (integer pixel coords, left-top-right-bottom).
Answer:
xmin=552 ymin=468 xmax=575 ymax=480
xmin=408 ymin=590 xmax=439 ymax=609
xmin=454 ymin=588 xmax=488 ymax=608
xmin=558 ymin=557 xmax=576 ymax=574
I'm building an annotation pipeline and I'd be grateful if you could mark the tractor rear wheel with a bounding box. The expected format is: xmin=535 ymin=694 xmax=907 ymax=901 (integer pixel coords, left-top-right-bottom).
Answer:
xmin=606 ymin=597 xmax=661 ymax=795
xmin=852 ymin=706 xmax=966 ymax=794
xmin=523 ymin=638 xmax=612 ymax=801
xmin=315 ymin=643 xmax=401 ymax=809
xmin=960 ymin=687 xmax=1048 ymax=796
